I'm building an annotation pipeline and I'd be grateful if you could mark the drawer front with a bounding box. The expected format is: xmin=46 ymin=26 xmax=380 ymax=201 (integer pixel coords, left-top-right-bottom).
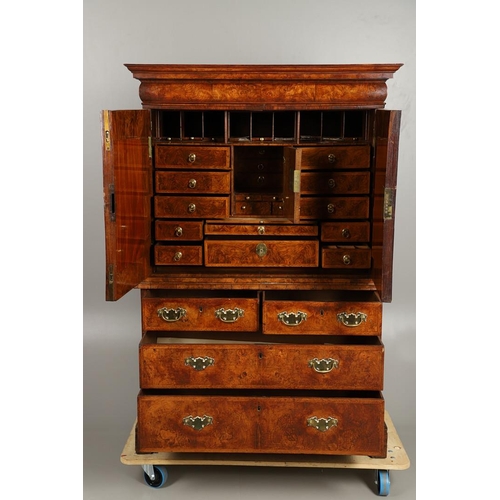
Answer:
xmin=140 ymin=342 xmax=384 ymax=390
xmin=300 ymin=145 xmax=370 ymax=170
xmin=321 ymin=222 xmax=370 ymax=243
xmin=154 ymin=245 xmax=203 ymax=266
xmin=263 ymin=299 xmax=382 ymax=335
xmin=155 ymin=171 xmax=230 ymax=194
xmin=300 ymin=197 xmax=369 ymax=219
xmin=137 ymin=393 xmax=386 ymax=456
xmin=142 ymin=297 xmax=259 ymax=331
xmin=205 ymin=222 xmax=318 ymax=237
xmin=204 ymin=240 xmax=319 ymax=267
xmin=155 ymin=146 xmax=230 ymax=169
xmin=301 ymin=172 xmax=370 ymax=195
xmin=155 ymin=221 xmax=203 ymax=241
xmin=155 ymin=196 xmax=229 ymax=218
xmin=322 ymin=246 xmax=371 ymax=269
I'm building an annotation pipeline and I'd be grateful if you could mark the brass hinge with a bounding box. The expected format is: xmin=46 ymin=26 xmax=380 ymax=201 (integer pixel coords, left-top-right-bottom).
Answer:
xmin=108 ymin=265 xmax=114 ymax=285
xmin=293 ymin=170 xmax=301 ymax=193
xmin=383 ymin=187 xmax=395 ymax=220
xmin=148 ymin=136 xmax=152 ymax=158
xmin=103 ymin=110 xmax=111 ymax=152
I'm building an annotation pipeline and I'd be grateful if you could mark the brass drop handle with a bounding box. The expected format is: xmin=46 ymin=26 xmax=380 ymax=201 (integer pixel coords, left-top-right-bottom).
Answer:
xmin=328 ymin=178 xmax=336 ymax=189
xmin=188 ymin=203 xmax=196 ymax=213
xmin=183 ymin=415 xmax=213 ymax=431
xmin=341 ymin=228 xmax=351 ymax=239
xmin=174 ymin=226 xmax=183 ymax=237
xmin=327 ymin=204 xmax=335 ymax=214
xmin=188 ymin=178 xmax=197 ymax=189
xmin=307 ymin=416 xmax=338 ymax=432
xmin=337 ymin=312 xmax=367 ymax=327
xmin=256 ymin=242 xmax=267 ymax=257
xmin=342 ymin=254 xmax=351 ymax=265
xmin=174 ymin=251 xmax=183 ymax=261
xmin=257 ymin=226 xmax=265 ymax=235
xmin=327 ymin=154 xmax=336 ymax=164
xmin=308 ymin=358 xmax=339 ymax=373
xmin=277 ymin=311 xmax=307 ymax=326
xmin=185 ymin=356 xmax=215 ymax=371
xmin=215 ymin=307 xmax=245 ymax=323
xmin=157 ymin=306 xmax=187 ymax=322
xmin=188 ymin=153 xmax=196 ymax=163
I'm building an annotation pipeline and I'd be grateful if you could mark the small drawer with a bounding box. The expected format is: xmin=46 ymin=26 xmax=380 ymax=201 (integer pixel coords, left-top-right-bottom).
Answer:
xmin=234 ymin=200 xmax=273 ymax=216
xmin=299 ymin=197 xmax=369 ymax=219
xmin=155 ymin=221 xmax=203 ymax=241
xmin=262 ymin=291 xmax=382 ymax=335
xmin=141 ymin=293 xmax=260 ymax=332
xmin=204 ymin=240 xmax=319 ymax=267
xmin=321 ymin=222 xmax=371 ymax=243
xmin=205 ymin=222 xmax=318 ymax=237
xmin=139 ymin=335 xmax=384 ymax=390
xmin=136 ymin=391 xmax=386 ymax=456
xmin=155 ymin=171 xmax=230 ymax=194
xmin=155 ymin=146 xmax=230 ymax=169
xmin=154 ymin=245 xmax=203 ymax=266
xmin=300 ymin=145 xmax=370 ymax=170
xmin=301 ymin=172 xmax=370 ymax=195
xmin=322 ymin=245 xmax=371 ymax=269
xmin=155 ymin=196 xmax=229 ymax=219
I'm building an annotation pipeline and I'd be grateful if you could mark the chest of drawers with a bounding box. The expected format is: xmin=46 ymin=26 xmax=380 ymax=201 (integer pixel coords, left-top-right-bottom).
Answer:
xmin=102 ymin=64 xmax=402 ymax=459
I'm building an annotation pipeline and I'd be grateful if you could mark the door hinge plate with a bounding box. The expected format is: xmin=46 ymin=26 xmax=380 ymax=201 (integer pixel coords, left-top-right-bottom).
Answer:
xmin=383 ymin=187 xmax=395 ymax=220
xmin=148 ymin=136 xmax=152 ymax=158
xmin=293 ymin=170 xmax=301 ymax=193
xmin=103 ymin=110 xmax=111 ymax=152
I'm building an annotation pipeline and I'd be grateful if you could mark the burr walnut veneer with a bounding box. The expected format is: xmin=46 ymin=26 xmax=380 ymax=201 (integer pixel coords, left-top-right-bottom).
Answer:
xmin=102 ymin=64 xmax=402 ymax=458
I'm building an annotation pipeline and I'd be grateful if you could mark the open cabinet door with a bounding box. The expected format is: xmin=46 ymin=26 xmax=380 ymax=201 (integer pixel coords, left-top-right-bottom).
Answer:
xmin=283 ymin=147 xmax=301 ymax=223
xmin=102 ymin=110 xmax=152 ymax=301
xmin=372 ymin=110 xmax=401 ymax=302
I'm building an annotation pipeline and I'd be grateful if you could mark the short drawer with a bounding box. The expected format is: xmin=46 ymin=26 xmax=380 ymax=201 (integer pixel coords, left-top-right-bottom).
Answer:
xmin=154 ymin=245 xmax=203 ymax=266
xmin=155 ymin=196 xmax=229 ymax=218
xmin=300 ymin=197 xmax=369 ymax=219
xmin=301 ymin=172 xmax=370 ymax=195
xmin=262 ymin=291 xmax=382 ymax=335
xmin=141 ymin=294 xmax=260 ymax=332
xmin=322 ymin=245 xmax=371 ymax=269
xmin=205 ymin=222 xmax=318 ymax=237
xmin=300 ymin=145 xmax=370 ymax=170
xmin=139 ymin=335 xmax=384 ymax=390
xmin=155 ymin=146 xmax=230 ymax=169
xmin=136 ymin=391 xmax=386 ymax=456
xmin=155 ymin=171 xmax=230 ymax=194
xmin=204 ymin=240 xmax=319 ymax=267
xmin=155 ymin=221 xmax=203 ymax=241
xmin=321 ymin=222 xmax=370 ymax=243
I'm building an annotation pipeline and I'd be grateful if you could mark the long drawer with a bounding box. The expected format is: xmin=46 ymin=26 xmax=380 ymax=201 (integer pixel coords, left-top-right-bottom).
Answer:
xmin=204 ymin=240 xmax=319 ymax=267
xmin=262 ymin=291 xmax=382 ymax=335
xmin=142 ymin=294 xmax=260 ymax=332
xmin=139 ymin=336 xmax=384 ymax=390
xmin=136 ymin=391 xmax=386 ymax=456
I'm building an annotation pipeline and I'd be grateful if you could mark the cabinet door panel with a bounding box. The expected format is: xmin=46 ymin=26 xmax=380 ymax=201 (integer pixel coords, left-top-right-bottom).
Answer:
xmin=372 ymin=110 xmax=401 ymax=302
xmin=102 ymin=110 xmax=152 ymax=301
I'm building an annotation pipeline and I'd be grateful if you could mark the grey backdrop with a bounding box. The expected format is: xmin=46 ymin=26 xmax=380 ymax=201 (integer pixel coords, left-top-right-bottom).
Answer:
xmin=83 ymin=0 xmax=415 ymax=497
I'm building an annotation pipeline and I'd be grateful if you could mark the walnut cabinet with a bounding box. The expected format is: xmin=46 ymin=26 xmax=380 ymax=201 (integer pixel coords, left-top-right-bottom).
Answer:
xmin=102 ymin=64 xmax=402 ymax=458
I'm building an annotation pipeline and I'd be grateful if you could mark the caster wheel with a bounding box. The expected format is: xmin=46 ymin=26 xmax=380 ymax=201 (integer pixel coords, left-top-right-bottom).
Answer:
xmin=143 ymin=465 xmax=168 ymax=488
xmin=376 ymin=469 xmax=390 ymax=496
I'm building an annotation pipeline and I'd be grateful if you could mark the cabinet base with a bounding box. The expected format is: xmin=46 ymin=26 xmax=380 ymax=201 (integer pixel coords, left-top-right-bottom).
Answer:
xmin=120 ymin=411 xmax=410 ymax=471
